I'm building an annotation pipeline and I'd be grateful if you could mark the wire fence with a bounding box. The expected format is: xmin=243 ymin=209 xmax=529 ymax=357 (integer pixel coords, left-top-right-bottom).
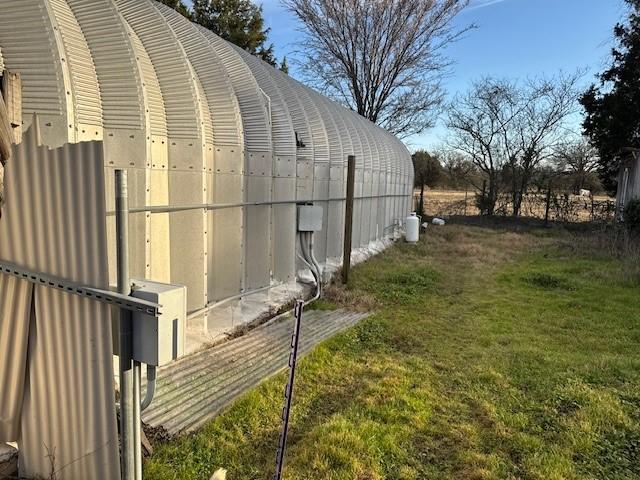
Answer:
xmin=414 ymin=190 xmax=617 ymax=224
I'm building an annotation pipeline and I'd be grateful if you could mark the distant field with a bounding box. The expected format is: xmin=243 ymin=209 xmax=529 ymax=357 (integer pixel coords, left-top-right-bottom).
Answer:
xmin=417 ymin=189 xmax=616 ymax=222
xmin=145 ymin=221 xmax=639 ymax=480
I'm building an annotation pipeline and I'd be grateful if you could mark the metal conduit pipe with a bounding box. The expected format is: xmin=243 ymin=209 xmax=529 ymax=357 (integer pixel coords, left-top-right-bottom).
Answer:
xmin=298 ymin=232 xmax=321 ymax=303
xmin=104 ymin=194 xmax=411 ymax=216
xmin=307 ymin=232 xmax=323 ymax=296
xmin=141 ymin=365 xmax=156 ymax=411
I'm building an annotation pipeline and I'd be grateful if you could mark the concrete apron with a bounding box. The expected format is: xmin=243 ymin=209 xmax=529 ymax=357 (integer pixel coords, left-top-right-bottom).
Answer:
xmin=141 ymin=309 xmax=370 ymax=436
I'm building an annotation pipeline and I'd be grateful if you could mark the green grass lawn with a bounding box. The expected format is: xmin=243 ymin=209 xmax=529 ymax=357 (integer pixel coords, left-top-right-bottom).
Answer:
xmin=145 ymin=222 xmax=640 ymax=480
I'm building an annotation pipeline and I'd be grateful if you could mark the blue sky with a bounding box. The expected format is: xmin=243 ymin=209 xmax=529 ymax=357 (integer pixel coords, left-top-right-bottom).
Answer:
xmin=186 ymin=0 xmax=628 ymax=151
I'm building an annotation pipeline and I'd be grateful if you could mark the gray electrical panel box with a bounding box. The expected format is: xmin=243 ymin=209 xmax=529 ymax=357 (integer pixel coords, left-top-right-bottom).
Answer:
xmin=297 ymin=204 xmax=323 ymax=232
xmin=131 ymin=279 xmax=187 ymax=367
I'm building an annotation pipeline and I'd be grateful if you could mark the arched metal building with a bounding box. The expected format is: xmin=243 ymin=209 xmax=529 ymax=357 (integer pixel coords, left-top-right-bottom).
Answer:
xmin=0 ymin=0 xmax=414 ymax=329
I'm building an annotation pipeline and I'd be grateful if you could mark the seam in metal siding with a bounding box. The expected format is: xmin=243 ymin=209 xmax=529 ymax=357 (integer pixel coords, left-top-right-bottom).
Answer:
xmin=128 ymin=26 xmax=167 ymax=138
xmin=197 ymin=26 xmax=272 ymax=153
xmin=48 ymin=0 xmax=103 ymax=128
xmin=232 ymin=46 xmax=295 ymax=158
xmin=0 ymin=125 xmax=118 ymax=479
xmin=66 ymin=0 xmax=144 ymax=130
xmin=193 ymin=69 xmax=214 ymax=146
xmin=154 ymin=3 xmax=243 ymax=147
xmin=0 ymin=1 xmax=65 ymax=118
xmin=116 ymin=0 xmax=202 ymax=140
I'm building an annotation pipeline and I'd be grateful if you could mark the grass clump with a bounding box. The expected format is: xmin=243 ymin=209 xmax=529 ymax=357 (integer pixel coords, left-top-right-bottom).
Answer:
xmin=523 ymin=272 xmax=576 ymax=291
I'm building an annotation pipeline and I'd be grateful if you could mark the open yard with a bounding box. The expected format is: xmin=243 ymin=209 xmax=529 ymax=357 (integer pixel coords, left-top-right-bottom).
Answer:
xmin=145 ymin=220 xmax=640 ymax=480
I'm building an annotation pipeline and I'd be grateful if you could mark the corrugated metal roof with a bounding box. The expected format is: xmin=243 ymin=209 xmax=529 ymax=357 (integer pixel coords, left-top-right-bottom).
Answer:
xmin=294 ymin=84 xmax=330 ymax=165
xmin=49 ymin=0 xmax=103 ymax=128
xmin=155 ymin=3 xmax=243 ymax=147
xmin=0 ymin=124 xmax=118 ymax=479
xmin=128 ymin=25 xmax=167 ymax=138
xmin=0 ymin=2 xmax=66 ymax=119
xmin=66 ymin=0 xmax=144 ymax=131
xmin=231 ymin=46 xmax=296 ymax=159
xmin=196 ymin=26 xmax=273 ymax=153
xmin=116 ymin=0 xmax=203 ymax=141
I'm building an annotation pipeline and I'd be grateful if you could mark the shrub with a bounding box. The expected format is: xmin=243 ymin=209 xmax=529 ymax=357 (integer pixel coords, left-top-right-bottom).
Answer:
xmin=623 ymin=198 xmax=640 ymax=233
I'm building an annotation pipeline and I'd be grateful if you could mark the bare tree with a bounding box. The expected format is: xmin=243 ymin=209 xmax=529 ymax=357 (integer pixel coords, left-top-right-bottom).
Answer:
xmin=446 ymin=74 xmax=581 ymax=216
xmin=446 ymin=78 xmax=517 ymax=215
xmin=436 ymin=148 xmax=478 ymax=190
xmin=554 ymin=138 xmax=600 ymax=194
xmin=282 ymin=0 xmax=471 ymax=138
xmin=505 ymin=74 xmax=581 ymax=216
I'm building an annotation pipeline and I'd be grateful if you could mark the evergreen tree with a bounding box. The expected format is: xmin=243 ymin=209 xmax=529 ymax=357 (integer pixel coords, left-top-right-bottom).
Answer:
xmin=581 ymin=0 xmax=640 ymax=194
xmin=279 ymin=57 xmax=289 ymax=75
xmin=192 ymin=0 xmax=277 ymax=66
xmin=412 ymin=150 xmax=442 ymax=217
xmin=158 ymin=0 xmax=191 ymax=19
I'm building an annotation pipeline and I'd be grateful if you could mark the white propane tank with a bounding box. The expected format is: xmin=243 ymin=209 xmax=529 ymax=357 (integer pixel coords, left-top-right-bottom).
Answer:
xmin=405 ymin=213 xmax=420 ymax=244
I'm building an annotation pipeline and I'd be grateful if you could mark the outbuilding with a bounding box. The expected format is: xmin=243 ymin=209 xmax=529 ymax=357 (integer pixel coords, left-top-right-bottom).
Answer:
xmin=616 ymin=148 xmax=640 ymax=219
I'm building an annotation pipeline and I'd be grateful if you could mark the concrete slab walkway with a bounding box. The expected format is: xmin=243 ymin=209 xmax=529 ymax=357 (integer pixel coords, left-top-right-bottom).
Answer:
xmin=142 ymin=309 xmax=370 ymax=436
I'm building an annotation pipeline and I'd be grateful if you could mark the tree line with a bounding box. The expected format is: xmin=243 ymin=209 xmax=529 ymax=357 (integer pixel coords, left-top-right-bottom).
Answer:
xmin=412 ymin=137 xmax=602 ymax=218
xmin=414 ymin=0 xmax=640 ymax=218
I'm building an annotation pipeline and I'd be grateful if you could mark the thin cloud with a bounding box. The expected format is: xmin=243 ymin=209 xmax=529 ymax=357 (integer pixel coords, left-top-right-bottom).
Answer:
xmin=468 ymin=0 xmax=510 ymax=11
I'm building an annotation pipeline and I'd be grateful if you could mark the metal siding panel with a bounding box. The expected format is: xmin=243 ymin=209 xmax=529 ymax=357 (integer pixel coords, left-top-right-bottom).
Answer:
xmin=341 ymin=112 xmax=364 ymax=247
xmin=117 ymin=0 xmax=209 ymax=315
xmin=0 ymin=276 xmax=32 ymax=441
xmin=0 ymin=126 xmax=118 ymax=479
xmin=275 ymin=73 xmax=332 ymax=261
xmin=192 ymin=33 xmax=273 ymax=290
xmin=210 ymin=167 xmax=244 ymax=301
xmin=231 ymin=49 xmax=297 ymax=282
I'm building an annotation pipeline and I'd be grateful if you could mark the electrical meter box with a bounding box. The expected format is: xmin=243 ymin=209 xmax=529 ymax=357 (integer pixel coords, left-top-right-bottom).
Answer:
xmin=131 ymin=279 xmax=186 ymax=367
xmin=297 ymin=204 xmax=323 ymax=232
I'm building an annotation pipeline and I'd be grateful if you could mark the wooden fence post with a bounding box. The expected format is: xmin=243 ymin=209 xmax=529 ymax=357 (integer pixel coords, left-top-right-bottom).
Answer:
xmin=544 ymin=182 xmax=552 ymax=227
xmin=342 ymin=156 xmax=356 ymax=285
